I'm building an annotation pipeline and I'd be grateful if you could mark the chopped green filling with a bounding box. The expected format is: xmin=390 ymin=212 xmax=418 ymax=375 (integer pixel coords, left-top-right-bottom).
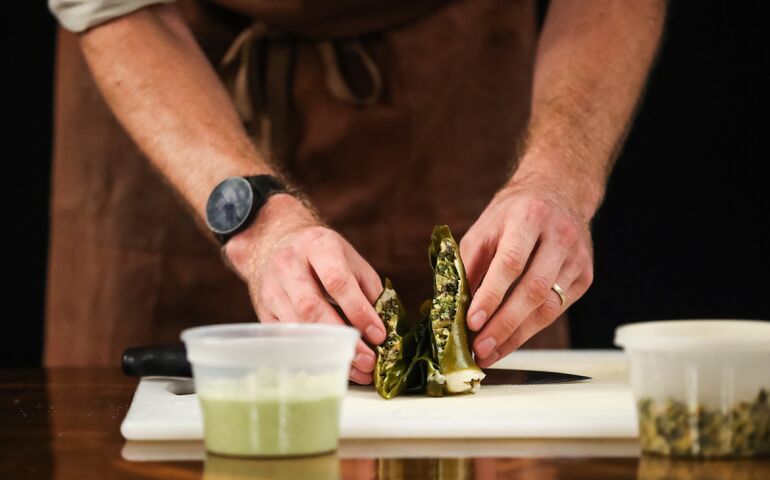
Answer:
xmin=430 ymin=239 xmax=459 ymax=357
xmin=637 ymin=388 xmax=770 ymax=457
xmin=376 ymin=298 xmax=402 ymax=381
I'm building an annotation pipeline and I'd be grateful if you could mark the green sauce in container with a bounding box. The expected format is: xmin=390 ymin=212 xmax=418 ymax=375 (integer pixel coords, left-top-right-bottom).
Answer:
xmin=195 ymin=368 xmax=346 ymax=458
xmin=200 ymin=395 xmax=342 ymax=457
xmin=181 ymin=323 xmax=360 ymax=459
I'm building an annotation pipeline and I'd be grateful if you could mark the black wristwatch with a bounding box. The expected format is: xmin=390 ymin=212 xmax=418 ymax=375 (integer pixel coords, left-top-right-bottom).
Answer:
xmin=205 ymin=175 xmax=288 ymax=244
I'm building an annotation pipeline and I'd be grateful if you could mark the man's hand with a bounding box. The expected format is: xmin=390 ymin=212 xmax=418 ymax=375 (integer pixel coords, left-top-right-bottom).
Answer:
xmin=460 ymin=0 xmax=665 ymax=366
xmin=224 ymin=195 xmax=385 ymax=385
xmin=77 ymin=5 xmax=387 ymax=385
xmin=460 ymin=175 xmax=594 ymax=368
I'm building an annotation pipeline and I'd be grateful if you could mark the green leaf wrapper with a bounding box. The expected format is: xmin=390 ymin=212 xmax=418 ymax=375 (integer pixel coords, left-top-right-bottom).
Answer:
xmin=404 ymin=302 xmax=441 ymax=396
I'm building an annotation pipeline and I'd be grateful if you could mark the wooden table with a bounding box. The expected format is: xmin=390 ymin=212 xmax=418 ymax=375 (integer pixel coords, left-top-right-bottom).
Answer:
xmin=1 ymin=369 xmax=767 ymax=479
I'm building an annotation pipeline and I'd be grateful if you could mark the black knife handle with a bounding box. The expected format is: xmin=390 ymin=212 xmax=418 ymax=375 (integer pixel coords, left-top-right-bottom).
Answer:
xmin=122 ymin=344 xmax=192 ymax=378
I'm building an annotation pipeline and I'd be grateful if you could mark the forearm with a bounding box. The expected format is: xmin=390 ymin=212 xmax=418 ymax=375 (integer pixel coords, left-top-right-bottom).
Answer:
xmin=514 ymin=0 xmax=666 ymax=220
xmin=78 ymin=4 xmax=277 ymax=223
xmin=75 ymin=4 xmax=385 ymax=380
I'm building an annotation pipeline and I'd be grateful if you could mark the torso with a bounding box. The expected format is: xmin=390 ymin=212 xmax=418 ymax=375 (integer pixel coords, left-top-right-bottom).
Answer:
xmin=44 ymin=0 xmax=568 ymax=368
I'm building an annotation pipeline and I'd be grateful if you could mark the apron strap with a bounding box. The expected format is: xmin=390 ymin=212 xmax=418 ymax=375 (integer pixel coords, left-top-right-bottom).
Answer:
xmin=220 ymin=24 xmax=383 ymax=165
xmin=316 ymin=39 xmax=383 ymax=106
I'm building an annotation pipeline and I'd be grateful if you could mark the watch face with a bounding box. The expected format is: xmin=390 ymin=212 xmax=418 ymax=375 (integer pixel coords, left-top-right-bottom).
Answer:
xmin=205 ymin=177 xmax=254 ymax=234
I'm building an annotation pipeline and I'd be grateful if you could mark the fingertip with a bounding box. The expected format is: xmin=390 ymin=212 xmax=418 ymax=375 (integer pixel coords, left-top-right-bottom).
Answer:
xmin=364 ymin=323 xmax=386 ymax=344
xmin=353 ymin=351 xmax=376 ymax=372
xmin=468 ymin=310 xmax=487 ymax=331
xmin=349 ymin=368 xmax=372 ymax=385
xmin=477 ymin=351 xmax=500 ymax=369
xmin=474 ymin=336 xmax=497 ymax=360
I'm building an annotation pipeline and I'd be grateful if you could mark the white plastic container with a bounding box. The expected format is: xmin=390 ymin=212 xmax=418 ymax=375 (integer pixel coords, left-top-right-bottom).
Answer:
xmin=181 ymin=323 xmax=359 ymax=458
xmin=614 ymin=320 xmax=770 ymax=458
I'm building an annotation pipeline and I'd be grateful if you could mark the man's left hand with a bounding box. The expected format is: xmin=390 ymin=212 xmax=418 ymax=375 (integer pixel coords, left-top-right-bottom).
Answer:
xmin=460 ymin=175 xmax=595 ymax=368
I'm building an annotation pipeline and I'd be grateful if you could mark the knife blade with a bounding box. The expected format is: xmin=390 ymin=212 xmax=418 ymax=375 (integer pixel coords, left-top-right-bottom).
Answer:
xmin=481 ymin=368 xmax=590 ymax=385
xmin=123 ymin=345 xmax=591 ymax=386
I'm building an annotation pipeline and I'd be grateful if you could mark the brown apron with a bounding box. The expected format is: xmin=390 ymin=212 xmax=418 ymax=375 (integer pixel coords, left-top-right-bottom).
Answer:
xmin=44 ymin=0 xmax=568 ymax=367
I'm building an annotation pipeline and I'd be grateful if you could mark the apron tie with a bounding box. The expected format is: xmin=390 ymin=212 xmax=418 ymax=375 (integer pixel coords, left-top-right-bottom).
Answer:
xmin=220 ymin=24 xmax=383 ymax=165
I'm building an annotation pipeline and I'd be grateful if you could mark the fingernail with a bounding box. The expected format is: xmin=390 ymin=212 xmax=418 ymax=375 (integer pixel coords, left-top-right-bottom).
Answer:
xmin=475 ymin=337 xmax=497 ymax=359
xmin=469 ymin=310 xmax=487 ymax=330
xmin=354 ymin=352 xmax=375 ymax=371
xmin=365 ymin=325 xmax=385 ymax=344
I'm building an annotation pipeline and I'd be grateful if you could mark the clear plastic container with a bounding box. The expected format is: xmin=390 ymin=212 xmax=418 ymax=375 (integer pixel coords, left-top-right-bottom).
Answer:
xmin=614 ymin=320 xmax=770 ymax=458
xmin=181 ymin=323 xmax=359 ymax=458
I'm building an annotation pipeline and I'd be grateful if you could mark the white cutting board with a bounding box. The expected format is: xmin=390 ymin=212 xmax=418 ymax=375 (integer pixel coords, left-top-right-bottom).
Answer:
xmin=121 ymin=350 xmax=638 ymax=441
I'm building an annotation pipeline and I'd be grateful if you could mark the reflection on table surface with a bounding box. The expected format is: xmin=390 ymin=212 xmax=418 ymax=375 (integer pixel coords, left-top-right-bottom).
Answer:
xmin=122 ymin=441 xmax=770 ymax=480
xmin=203 ymin=455 xmax=480 ymax=480
xmin=204 ymin=453 xmax=340 ymax=480
xmin=637 ymin=455 xmax=770 ymax=480
xmin=201 ymin=454 xmax=770 ymax=480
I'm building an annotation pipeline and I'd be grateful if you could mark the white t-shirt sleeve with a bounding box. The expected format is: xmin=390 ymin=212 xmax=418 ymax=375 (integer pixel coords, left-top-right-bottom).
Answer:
xmin=49 ymin=0 xmax=176 ymax=32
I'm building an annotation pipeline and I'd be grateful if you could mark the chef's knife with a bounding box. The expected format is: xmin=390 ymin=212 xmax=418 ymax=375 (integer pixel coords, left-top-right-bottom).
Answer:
xmin=122 ymin=345 xmax=591 ymax=385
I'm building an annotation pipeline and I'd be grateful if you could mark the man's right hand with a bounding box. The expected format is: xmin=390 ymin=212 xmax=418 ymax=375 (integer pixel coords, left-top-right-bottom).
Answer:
xmin=73 ymin=6 xmax=385 ymax=383
xmin=223 ymin=194 xmax=385 ymax=385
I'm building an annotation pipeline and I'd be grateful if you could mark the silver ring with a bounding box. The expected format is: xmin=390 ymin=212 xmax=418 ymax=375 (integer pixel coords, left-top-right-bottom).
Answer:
xmin=551 ymin=283 xmax=567 ymax=307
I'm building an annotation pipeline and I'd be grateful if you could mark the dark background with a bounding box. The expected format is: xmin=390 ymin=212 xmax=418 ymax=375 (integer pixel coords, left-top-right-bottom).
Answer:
xmin=2 ymin=2 xmax=767 ymax=367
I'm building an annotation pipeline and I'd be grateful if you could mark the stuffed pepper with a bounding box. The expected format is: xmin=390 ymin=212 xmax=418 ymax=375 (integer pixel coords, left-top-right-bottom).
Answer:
xmin=373 ymin=279 xmax=418 ymax=399
xmin=425 ymin=225 xmax=485 ymax=395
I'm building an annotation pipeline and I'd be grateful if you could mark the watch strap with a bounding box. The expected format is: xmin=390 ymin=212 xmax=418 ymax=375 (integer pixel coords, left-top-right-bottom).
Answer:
xmin=247 ymin=175 xmax=286 ymax=204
